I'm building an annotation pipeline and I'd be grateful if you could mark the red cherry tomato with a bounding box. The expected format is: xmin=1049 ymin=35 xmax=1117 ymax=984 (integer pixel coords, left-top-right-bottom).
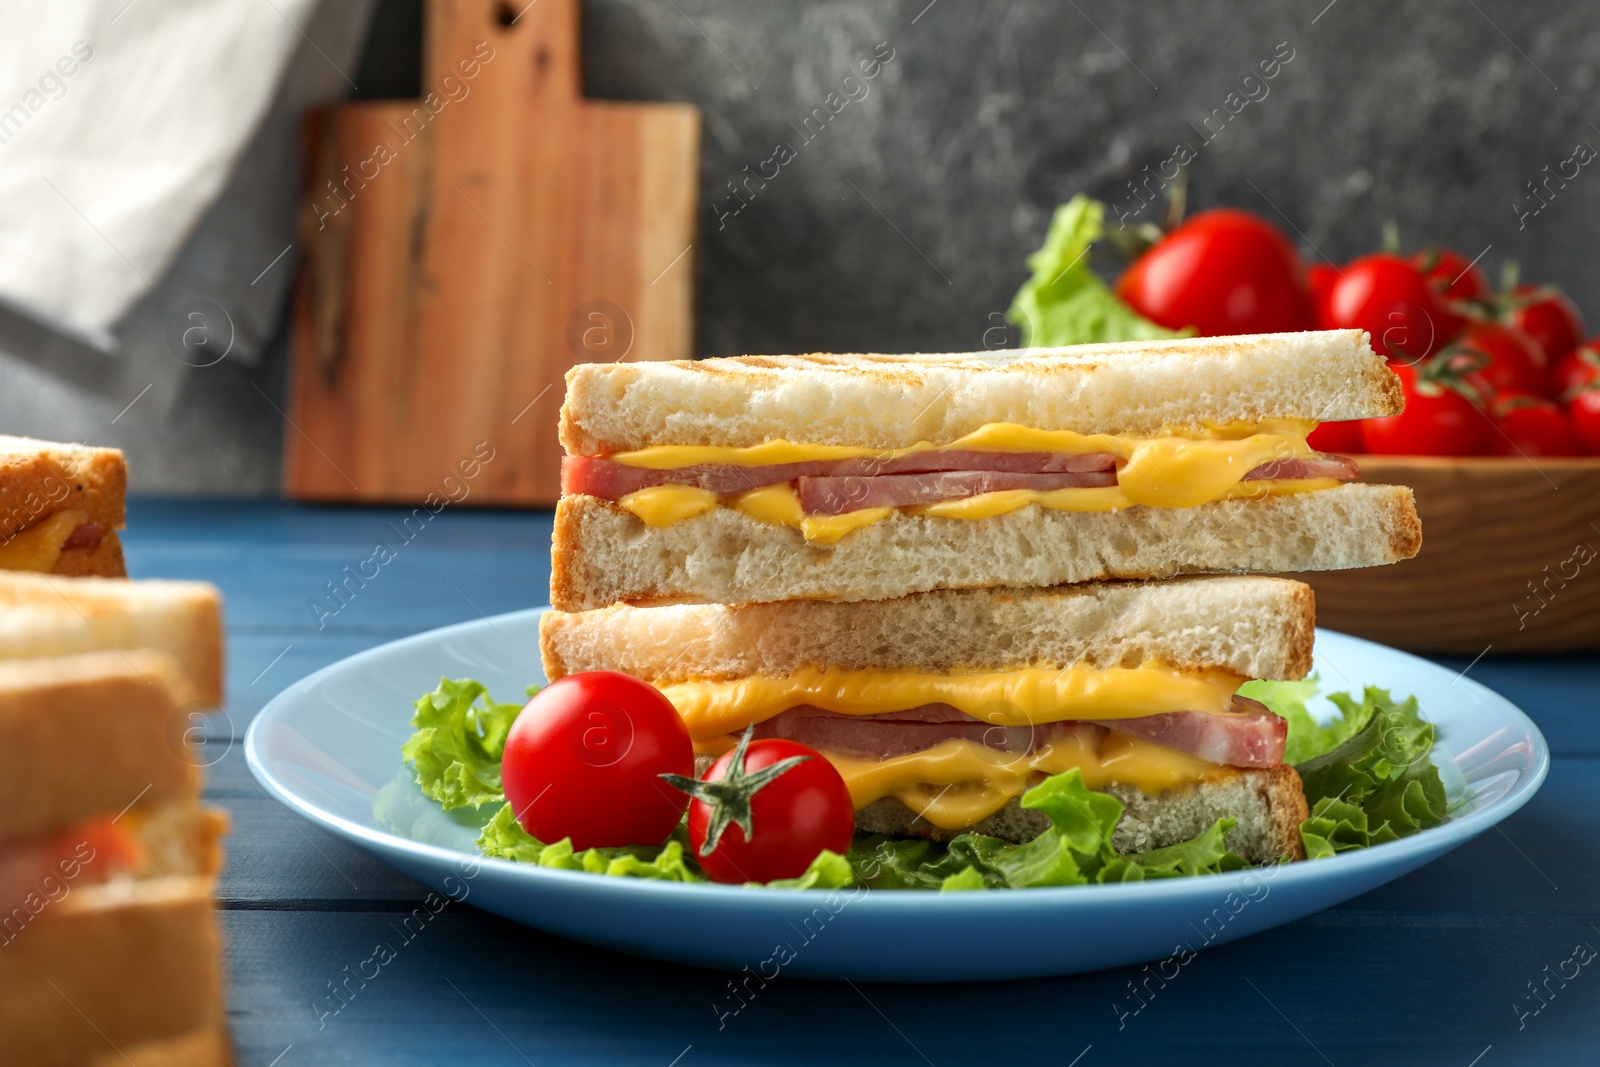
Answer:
xmin=1320 ymin=253 xmax=1462 ymax=363
xmin=501 ymin=671 xmax=693 ymax=850
xmin=1361 ymin=360 xmax=1494 ymax=456
xmin=1307 ymin=263 xmax=1339 ymax=316
xmin=1506 ymin=285 xmax=1583 ymax=366
xmin=1452 ymin=320 xmax=1550 ymax=399
xmin=1114 ymin=209 xmax=1312 ymax=336
xmin=1306 ymin=419 xmax=1365 ymax=454
xmin=1553 ymin=344 xmax=1600 ymax=401
xmin=1493 ymin=392 xmax=1583 ymax=457
xmin=1568 ymin=387 xmax=1600 ymax=453
xmin=1410 ymin=248 xmax=1489 ymax=303
xmin=673 ymin=734 xmax=854 ymax=884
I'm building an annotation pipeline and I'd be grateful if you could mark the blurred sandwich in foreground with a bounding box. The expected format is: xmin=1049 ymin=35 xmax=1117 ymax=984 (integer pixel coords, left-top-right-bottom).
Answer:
xmin=0 ymin=571 xmax=232 ymax=1066
xmin=0 ymin=437 xmax=127 ymax=579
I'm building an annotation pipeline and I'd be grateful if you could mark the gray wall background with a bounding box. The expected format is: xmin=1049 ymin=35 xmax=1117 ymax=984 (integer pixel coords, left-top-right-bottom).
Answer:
xmin=3 ymin=0 xmax=1597 ymax=494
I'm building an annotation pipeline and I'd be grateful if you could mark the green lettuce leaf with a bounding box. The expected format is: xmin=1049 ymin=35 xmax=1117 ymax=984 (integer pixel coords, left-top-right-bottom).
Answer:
xmin=1006 ymin=196 xmax=1185 ymax=347
xmin=476 ymin=802 xmax=852 ymax=888
xmin=401 ymin=678 xmax=528 ymax=810
xmin=1289 ymin=687 xmax=1449 ymax=857
xmin=1238 ymin=675 xmax=1369 ymax=764
xmin=849 ymin=769 xmax=1244 ymax=891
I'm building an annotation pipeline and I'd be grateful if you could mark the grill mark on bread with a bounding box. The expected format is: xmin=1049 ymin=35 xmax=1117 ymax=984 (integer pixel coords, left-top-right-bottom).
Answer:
xmin=559 ymin=331 xmax=1402 ymax=454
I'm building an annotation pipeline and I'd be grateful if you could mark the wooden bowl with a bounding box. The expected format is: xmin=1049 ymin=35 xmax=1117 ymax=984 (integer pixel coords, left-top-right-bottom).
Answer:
xmin=1297 ymin=456 xmax=1600 ymax=656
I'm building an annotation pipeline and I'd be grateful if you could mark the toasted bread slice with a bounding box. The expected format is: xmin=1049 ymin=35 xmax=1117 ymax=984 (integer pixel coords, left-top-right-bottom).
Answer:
xmin=0 ymin=436 xmax=127 ymax=578
xmin=551 ymin=482 xmax=1420 ymax=610
xmin=560 ymin=330 xmax=1401 ymax=454
xmin=854 ymin=765 xmax=1309 ymax=864
xmin=0 ymin=574 xmax=224 ymax=709
xmin=542 ymin=575 xmax=1315 ymax=684
xmin=0 ymin=652 xmax=200 ymax=845
xmin=0 ymin=875 xmax=225 ymax=1067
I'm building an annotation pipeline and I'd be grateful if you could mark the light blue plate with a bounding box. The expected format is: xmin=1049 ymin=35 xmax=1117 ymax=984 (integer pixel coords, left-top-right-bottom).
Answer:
xmin=246 ymin=610 xmax=1548 ymax=982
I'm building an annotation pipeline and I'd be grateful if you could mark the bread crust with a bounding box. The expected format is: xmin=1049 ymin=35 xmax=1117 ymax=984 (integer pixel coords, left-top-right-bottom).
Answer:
xmin=854 ymin=765 xmax=1308 ymax=865
xmin=0 ymin=436 xmax=126 ymax=545
xmin=560 ymin=330 xmax=1401 ymax=453
xmin=551 ymin=484 xmax=1421 ymax=610
xmin=0 ymin=573 xmax=224 ymax=708
xmin=0 ymin=651 xmax=197 ymax=844
xmin=52 ymin=528 xmax=127 ymax=578
xmin=541 ymin=575 xmax=1315 ymax=683
xmin=0 ymin=875 xmax=225 ymax=1066
xmin=88 ymin=1024 xmax=235 ymax=1067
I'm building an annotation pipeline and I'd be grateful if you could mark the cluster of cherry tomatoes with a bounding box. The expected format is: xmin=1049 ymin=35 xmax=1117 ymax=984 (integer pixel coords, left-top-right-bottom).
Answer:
xmin=1115 ymin=208 xmax=1600 ymax=456
xmin=500 ymin=671 xmax=854 ymax=883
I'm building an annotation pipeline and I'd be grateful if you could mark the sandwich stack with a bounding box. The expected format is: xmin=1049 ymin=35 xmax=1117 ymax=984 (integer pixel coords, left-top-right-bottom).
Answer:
xmin=541 ymin=330 xmax=1421 ymax=865
xmin=0 ymin=445 xmax=234 ymax=1064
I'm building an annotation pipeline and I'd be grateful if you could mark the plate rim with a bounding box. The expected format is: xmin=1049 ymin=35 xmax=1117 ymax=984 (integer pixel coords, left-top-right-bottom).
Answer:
xmin=245 ymin=608 xmax=1551 ymax=909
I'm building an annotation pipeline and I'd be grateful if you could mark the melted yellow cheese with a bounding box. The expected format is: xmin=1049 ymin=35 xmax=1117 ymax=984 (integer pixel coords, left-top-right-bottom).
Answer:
xmin=908 ymin=477 xmax=1343 ymax=521
xmin=608 ymin=419 xmax=1318 ymax=469
xmin=796 ymin=735 xmax=1232 ymax=831
xmin=724 ymin=485 xmax=894 ymax=543
xmin=0 ymin=510 xmax=87 ymax=573
xmin=617 ymin=485 xmax=717 ymax=526
xmin=602 ymin=420 xmax=1339 ymax=541
xmin=658 ymin=663 xmax=1243 ymax=740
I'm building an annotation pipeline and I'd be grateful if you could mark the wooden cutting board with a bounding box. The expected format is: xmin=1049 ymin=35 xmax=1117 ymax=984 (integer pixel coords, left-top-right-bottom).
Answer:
xmin=284 ymin=0 xmax=699 ymax=505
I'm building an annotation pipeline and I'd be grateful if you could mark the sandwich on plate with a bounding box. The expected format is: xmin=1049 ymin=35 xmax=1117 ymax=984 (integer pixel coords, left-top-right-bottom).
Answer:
xmin=540 ymin=575 xmax=1315 ymax=864
xmin=0 ymin=436 xmax=127 ymax=578
xmin=551 ymin=329 xmax=1420 ymax=610
xmin=0 ymin=650 xmax=230 ymax=1067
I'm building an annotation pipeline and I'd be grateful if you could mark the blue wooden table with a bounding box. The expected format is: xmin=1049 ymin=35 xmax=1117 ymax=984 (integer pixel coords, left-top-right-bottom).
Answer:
xmin=130 ymin=498 xmax=1600 ymax=1066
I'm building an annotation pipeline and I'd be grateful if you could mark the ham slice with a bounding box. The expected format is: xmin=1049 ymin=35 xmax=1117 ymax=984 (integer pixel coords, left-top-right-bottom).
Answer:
xmin=751 ymin=695 xmax=1286 ymax=769
xmin=1086 ymin=696 xmax=1285 ymax=768
xmin=1241 ymin=455 xmax=1359 ymax=482
xmin=562 ymin=450 xmax=1119 ymax=498
xmin=797 ymin=469 xmax=1117 ymax=514
xmin=564 ymin=450 xmax=1359 ymax=512
xmin=62 ymin=523 xmax=104 ymax=550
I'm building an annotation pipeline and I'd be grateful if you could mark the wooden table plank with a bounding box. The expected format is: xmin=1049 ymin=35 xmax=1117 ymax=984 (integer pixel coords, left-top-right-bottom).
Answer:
xmin=219 ymin=903 xmax=1600 ymax=1066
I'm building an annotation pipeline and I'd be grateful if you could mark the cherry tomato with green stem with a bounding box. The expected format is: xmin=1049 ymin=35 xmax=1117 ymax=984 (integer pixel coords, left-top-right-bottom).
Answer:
xmin=1361 ymin=358 xmax=1494 ymax=456
xmin=663 ymin=729 xmax=854 ymax=885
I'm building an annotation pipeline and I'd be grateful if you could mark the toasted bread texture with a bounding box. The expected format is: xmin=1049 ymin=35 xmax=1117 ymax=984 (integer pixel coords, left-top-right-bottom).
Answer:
xmin=0 ymin=573 xmax=224 ymax=708
xmin=0 ymin=435 xmax=126 ymax=540
xmin=0 ymin=651 xmax=199 ymax=845
xmin=51 ymin=528 xmax=127 ymax=578
xmin=87 ymin=1025 xmax=235 ymax=1067
xmin=542 ymin=575 xmax=1315 ymax=684
xmin=551 ymin=483 xmax=1421 ymax=610
xmin=0 ymin=875 xmax=225 ymax=1067
xmin=560 ymin=330 xmax=1401 ymax=454
xmin=854 ymin=765 xmax=1308 ymax=865
xmin=0 ymin=795 xmax=228 ymax=1066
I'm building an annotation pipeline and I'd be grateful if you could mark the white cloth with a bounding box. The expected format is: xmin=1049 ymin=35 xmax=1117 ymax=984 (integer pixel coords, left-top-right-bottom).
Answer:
xmin=0 ymin=0 xmax=320 ymax=341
